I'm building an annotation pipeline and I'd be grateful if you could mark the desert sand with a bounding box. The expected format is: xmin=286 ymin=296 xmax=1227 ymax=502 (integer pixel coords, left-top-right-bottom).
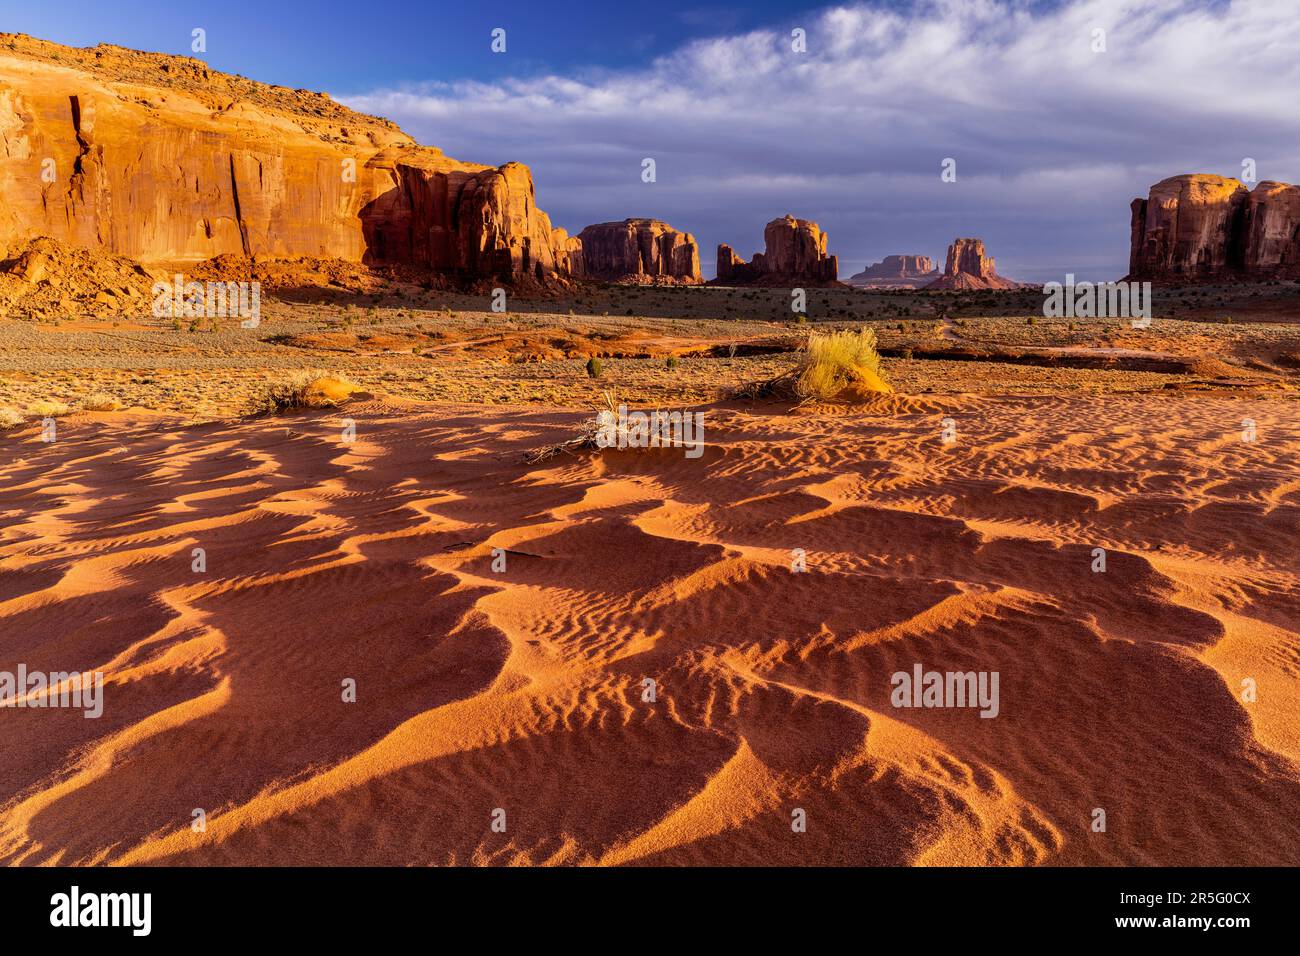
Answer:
xmin=2 ymin=389 xmax=1297 ymax=866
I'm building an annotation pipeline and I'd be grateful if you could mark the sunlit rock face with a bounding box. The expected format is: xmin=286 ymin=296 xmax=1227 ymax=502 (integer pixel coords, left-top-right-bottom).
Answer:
xmin=0 ymin=34 xmax=576 ymax=283
xmin=715 ymin=215 xmax=838 ymax=285
xmin=1128 ymin=173 xmax=1300 ymax=281
xmin=576 ymin=219 xmax=701 ymax=282
xmin=923 ymin=239 xmax=1022 ymax=290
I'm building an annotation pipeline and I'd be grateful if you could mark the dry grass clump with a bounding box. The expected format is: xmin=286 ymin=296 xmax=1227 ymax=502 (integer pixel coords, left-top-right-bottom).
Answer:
xmin=797 ymin=328 xmax=890 ymax=399
xmin=730 ymin=329 xmax=891 ymax=404
xmin=80 ymin=391 xmax=121 ymax=411
xmin=246 ymin=372 xmax=359 ymax=415
xmin=26 ymin=399 xmax=70 ymax=417
xmin=0 ymin=406 xmax=23 ymax=430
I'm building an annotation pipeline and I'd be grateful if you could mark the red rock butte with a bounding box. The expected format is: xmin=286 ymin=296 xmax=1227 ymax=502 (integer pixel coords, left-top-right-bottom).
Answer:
xmin=575 ymin=219 xmax=700 ymax=283
xmin=923 ymin=238 xmax=1024 ymax=290
xmin=0 ymin=34 xmax=580 ymax=285
xmin=845 ymin=255 xmax=939 ymax=289
xmin=1128 ymin=173 xmax=1300 ymax=282
xmin=715 ymin=215 xmax=839 ymax=286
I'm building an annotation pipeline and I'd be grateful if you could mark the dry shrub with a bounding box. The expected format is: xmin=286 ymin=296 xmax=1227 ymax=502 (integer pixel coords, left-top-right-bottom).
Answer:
xmin=0 ymin=407 xmax=23 ymax=430
xmin=80 ymin=391 xmax=121 ymax=411
xmin=246 ymin=372 xmax=359 ymax=415
xmin=525 ymin=392 xmax=618 ymax=464
xmin=26 ymin=399 xmax=70 ymax=417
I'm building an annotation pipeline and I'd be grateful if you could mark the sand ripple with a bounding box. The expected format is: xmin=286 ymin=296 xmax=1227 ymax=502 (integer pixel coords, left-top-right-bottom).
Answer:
xmin=1 ymin=395 xmax=1297 ymax=865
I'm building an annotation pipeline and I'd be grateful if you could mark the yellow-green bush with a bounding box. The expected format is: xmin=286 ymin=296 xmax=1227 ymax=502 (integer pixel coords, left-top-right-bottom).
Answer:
xmin=794 ymin=329 xmax=890 ymax=400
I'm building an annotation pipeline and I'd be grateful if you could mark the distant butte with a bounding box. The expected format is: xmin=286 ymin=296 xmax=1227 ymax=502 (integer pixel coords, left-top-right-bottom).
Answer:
xmin=576 ymin=219 xmax=701 ymax=283
xmin=845 ymin=255 xmax=939 ymax=289
xmin=714 ymin=215 xmax=840 ymax=286
xmin=923 ymin=239 xmax=1027 ymax=290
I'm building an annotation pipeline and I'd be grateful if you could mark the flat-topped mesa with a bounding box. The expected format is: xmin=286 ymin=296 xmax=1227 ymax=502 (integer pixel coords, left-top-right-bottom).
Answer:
xmin=1128 ymin=173 xmax=1300 ymax=281
xmin=846 ymin=254 xmax=939 ymax=288
xmin=714 ymin=215 xmax=839 ymax=286
xmin=923 ymin=238 xmax=1024 ymax=290
xmin=0 ymin=33 xmax=576 ymax=285
xmin=576 ymin=219 xmax=700 ymax=283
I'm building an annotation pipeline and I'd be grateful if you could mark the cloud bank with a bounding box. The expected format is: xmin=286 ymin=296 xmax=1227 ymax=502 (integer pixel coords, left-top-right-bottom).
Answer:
xmin=344 ymin=0 xmax=1300 ymax=281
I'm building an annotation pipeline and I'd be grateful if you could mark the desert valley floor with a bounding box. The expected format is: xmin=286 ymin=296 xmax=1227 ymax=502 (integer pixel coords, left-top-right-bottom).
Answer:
xmin=2 ymin=285 xmax=1299 ymax=866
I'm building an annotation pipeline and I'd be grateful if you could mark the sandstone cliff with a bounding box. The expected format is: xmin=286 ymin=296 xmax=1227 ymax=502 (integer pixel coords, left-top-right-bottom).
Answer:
xmin=1128 ymin=173 xmax=1300 ymax=281
xmin=0 ymin=34 xmax=575 ymax=285
xmin=845 ymin=254 xmax=938 ymax=288
xmin=923 ymin=238 xmax=1023 ymax=290
xmin=576 ymin=219 xmax=700 ymax=283
xmin=714 ymin=215 xmax=838 ymax=285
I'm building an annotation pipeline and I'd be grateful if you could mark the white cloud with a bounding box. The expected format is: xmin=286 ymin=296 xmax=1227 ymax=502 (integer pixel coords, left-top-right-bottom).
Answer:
xmin=343 ymin=0 xmax=1300 ymax=280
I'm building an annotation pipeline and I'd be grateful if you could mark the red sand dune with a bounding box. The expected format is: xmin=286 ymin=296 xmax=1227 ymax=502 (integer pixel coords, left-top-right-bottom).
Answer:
xmin=1 ymin=395 xmax=1298 ymax=865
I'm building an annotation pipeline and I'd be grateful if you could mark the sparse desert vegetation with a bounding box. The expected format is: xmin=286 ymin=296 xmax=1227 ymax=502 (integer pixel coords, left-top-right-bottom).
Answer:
xmin=3 ymin=282 xmax=1298 ymax=420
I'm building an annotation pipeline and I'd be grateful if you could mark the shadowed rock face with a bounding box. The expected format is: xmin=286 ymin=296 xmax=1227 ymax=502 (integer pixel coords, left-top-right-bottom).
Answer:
xmin=1244 ymin=181 xmax=1300 ymax=277
xmin=846 ymin=255 xmax=938 ymax=288
xmin=715 ymin=215 xmax=838 ymax=285
xmin=923 ymin=238 xmax=1023 ymax=290
xmin=1128 ymin=173 xmax=1300 ymax=281
xmin=576 ymin=219 xmax=700 ymax=282
xmin=0 ymin=34 xmax=576 ymax=284
xmin=716 ymin=244 xmax=747 ymax=280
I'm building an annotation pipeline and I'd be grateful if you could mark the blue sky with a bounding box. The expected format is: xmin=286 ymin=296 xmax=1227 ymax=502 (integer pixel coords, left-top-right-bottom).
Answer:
xmin=1 ymin=0 xmax=840 ymax=92
xmin=6 ymin=0 xmax=1298 ymax=281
